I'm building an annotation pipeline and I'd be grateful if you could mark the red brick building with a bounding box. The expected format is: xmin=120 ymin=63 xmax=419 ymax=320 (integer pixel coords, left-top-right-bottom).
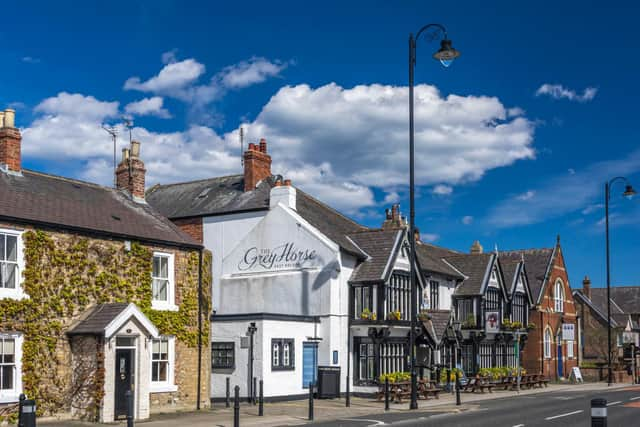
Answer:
xmin=501 ymin=237 xmax=578 ymax=380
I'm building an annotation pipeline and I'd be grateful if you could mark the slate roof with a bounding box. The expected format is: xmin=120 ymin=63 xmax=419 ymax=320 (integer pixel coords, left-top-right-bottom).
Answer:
xmin=348 ymin=229 xmax=402 ymax=283
xmin=67 ymin=303 xmax=129 ymax=335
xmin=444 ymin=253 xmax=494 ymax=296
xmin=427 ymin=310 xmax=451 ymax=342
xmin=415 ymin=242 xmax=465 ymax=279
xmin=589 ymin=288 xmax=626 ymax=316
xmin=607 ymin=287 xmax=640 ymax=314
xmin=500 ymin=248 xmax=554 ymax=302
xmin=146 ymin=174 xmax=271 ymax=219
xmin=147 ymin=174 xmax=368 ymax=258
xmin=500 ymin=258 xmax=520 ymax=294
xmin=0 ymin=170 xmax=198 ymax=247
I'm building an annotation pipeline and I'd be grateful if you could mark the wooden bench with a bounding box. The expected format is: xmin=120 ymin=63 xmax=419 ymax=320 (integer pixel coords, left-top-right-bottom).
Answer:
xmin=461 ymin=377 xmax=478 ymax=392
xmin=418 ymin=380 xmax=441 ymax=399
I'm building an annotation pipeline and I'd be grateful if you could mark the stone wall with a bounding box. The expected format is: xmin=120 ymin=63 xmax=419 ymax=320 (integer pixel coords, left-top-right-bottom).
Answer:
xmin=0 ymin=221 xmax=211 ymax=420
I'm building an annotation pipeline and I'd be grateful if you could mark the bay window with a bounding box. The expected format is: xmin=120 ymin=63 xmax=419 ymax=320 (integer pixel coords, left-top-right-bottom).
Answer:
xmin=353 ymin=286 xmax=376 ymax=319
xmin=385 ymin=272 xmax=410 ymax=320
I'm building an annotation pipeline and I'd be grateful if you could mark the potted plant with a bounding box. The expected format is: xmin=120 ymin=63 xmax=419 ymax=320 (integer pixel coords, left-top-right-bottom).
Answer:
xmin=461 ymin=314 xmax=477 ymax=329
xmin=511 ymin=321 xmax=523 ymax=330
xmin=360 ymin=308 xmax=377 ymax=320
xmin=388 ymin=311 xmax=402 ymax=321
xmin=526 ymin=322 xmax=536 ymax=330
xmin=502 ymin=318 xmax=512 ymax=329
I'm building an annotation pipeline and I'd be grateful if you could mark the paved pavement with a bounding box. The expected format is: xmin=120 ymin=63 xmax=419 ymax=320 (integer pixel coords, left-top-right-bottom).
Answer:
xmin=37 ymin=382 xmax=634 ymax=426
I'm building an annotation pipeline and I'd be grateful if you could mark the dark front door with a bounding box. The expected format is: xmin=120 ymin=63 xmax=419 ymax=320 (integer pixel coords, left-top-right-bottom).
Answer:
xmin=115 ymin=349 xmax=135 ymax=419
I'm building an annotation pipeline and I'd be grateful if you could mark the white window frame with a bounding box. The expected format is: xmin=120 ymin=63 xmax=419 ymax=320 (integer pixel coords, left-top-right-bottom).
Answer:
xmin=151 ymin=252 xmax=177 ymax=311
xmin=567 ymin=340 xmax=574 ymax=359
xmin=554 ymin=280 xmax=564 ymax=313
xmin=0 ymin=229 xmax=26 ymax=301
xmin=0 ymin=333 xmax=23 ymax=403
xmin=149 ymin=336 xmax=177 ymax=393
xmin=544 ymin=328 xmax=552 ymax=359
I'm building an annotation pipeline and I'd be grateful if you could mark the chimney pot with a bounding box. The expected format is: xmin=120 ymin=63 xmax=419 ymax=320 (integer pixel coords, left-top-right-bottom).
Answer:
xmin=0 ymin=109 xmax=21 ymax=172
xmin=131 ymin=140 xmax=141 ymax=158
xmin=284 ymin=179 xmax=292 ymax=186
xmin=470 ymin=240 xmax=484 ymax=255
xmin=3 ymin=109 xmax=15 ymax=128
xmin=259 ymin=138 xmax=267 ymax=153
xmin=582 ymin=275 xmax=591 ymax=299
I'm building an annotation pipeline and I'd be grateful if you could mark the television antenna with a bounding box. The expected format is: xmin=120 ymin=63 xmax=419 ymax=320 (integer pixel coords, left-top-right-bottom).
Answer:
xmin=123 ymin=117 xmax=134 ymax=144
xmin=239 ymin=126 xmax=244 ymax=166
xmin=101 ymin=124 xmax=118 ymax=188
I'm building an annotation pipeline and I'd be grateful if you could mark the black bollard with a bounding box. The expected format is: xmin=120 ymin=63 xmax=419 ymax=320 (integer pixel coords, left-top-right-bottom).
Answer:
xmin=253 ymin=377 xmax=257 ymax=405
xmin=258 ymin=380 xmax=264 ymax=416
xmin=591 ymin=398 xmax=607 ymax=427
xmin=455 ymin=371 xmax=461 ymax=406
xmin=308 ymin=382 xmax=314 ymax=421
xmin=233 ymin=385 xmax=240 ymax=427
xmin=346 ymin=376 xmax=351 ymax=407
xmin=18 ymin=393 xmax=25 ymax=427
xmin=125 ymin=390 xmax=134 ymax=427
xmin=384 ymin=377 xmax=390 ymax=411
xmin=226 ymin=377 xmax=230 ymax=408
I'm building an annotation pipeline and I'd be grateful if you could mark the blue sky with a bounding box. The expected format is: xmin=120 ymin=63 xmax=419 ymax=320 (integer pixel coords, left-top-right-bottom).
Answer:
xmin=1 ymin=0 xmax=639 ymax=288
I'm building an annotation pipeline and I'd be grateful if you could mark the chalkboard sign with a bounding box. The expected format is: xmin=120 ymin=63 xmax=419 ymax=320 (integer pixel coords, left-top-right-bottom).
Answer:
xmin=570 ymin=366 xmax=583 ymax=383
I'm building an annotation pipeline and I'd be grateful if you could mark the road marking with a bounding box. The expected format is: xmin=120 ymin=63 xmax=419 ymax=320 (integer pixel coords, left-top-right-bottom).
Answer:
xmin=340 ymin=418 xmax=386 ymax=426
xmin=513 ymin=424 xmax=525 ymax=427
xmin=607 ymin=401 xmax=622 ymax=406
xmin=631 ymin=396 xmax=640 ymax=401
xmin=544 ymin=410 xmax=583 ymax=420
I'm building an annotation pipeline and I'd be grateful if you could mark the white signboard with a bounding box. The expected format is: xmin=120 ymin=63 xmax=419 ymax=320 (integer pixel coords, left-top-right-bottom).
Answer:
xmin=570 ymin=366 xmax=583 ymax=383
xmin=485 ymin=311 xmax=500 ymax=334
xmin=562 ymin=323 xmax=575 ymax=341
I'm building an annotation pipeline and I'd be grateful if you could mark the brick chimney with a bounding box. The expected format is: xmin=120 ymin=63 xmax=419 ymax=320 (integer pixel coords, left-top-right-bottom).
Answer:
xmin=582 ymin=275 xmax=591 ymax=299
xmin=382 ymin=204 xmax=406 ymax=229
xmin=243 ymin=138 xmax=272 ymax=191
xmin=0 ymin=109 xmax=21 ymax=173
xmin=470 ymin=240 xmax=483 ymax=255
xmin=116 ymin=140 xmax=146 ymax=202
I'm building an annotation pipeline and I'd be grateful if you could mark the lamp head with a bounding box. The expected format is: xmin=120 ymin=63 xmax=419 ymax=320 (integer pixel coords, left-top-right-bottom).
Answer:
xmin=623 ymin=184 xmax=637 ymax=199
xmin=433 ymin=39 xmax=461 ymax=67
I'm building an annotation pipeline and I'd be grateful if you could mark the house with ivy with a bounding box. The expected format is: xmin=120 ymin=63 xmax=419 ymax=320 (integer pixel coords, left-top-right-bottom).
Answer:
xmin=0 ymin=109 xmax=211 ymax=423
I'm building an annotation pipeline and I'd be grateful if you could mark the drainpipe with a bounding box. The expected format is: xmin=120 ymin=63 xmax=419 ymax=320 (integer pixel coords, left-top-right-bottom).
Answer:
xmin=540 ymin=311 xmax=544 ymax=375
xmin=197 ymin=249 xmax=204 ymax=410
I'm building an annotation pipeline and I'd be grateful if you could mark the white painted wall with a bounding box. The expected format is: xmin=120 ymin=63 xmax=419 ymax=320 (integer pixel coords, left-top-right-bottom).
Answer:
xmin=203 ymin=210 xmax=267 ymax=313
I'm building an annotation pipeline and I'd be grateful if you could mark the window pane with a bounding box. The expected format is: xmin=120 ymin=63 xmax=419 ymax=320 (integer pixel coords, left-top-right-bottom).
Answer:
xmin=1 ymin=366 xmax=13 ymax=390
xmin=283 ymin=343 xmax=290 ymax=366
xmin=160 ymin=340 xmax=168 ymax=359
xmin=0 ymin=236 xmax=4 ymax=261
xmin=5 ymin=236 xmax=17 ymax=262
xmin=152 ymin=340 xmax=160 ymax=357
xmin=273 ymin=343 xmax=279 ymax=366
xmin=153 ymin=279 xmax=168 ymax=301
xmin=3 ymin=264 xmax=16 ymax=289
xmin=153 ymin=256 xmax=160 ymax=277
xmin=159 ymin=257 xmax=168 ymax=278
xmin=158 ymin=361 xmax=168 ymax=381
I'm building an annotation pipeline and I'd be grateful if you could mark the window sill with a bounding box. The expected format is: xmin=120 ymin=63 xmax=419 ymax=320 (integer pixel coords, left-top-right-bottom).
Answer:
xmin=272 ymin=366 xmax=295 ymax=371
xmin=0 ymin=289 xmax=27 ymax=300
xmin=151 ymin=302 xmax=179 ymax=312
xmin=150 ymin=384 xmax=178 ymax=393
xmin=0 ymin=393 xmax=20 ymax=404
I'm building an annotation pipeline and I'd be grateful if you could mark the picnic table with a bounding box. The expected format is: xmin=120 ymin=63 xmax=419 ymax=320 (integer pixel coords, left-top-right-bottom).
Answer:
xmin=375 ymin=379 xmax=442 ymax=403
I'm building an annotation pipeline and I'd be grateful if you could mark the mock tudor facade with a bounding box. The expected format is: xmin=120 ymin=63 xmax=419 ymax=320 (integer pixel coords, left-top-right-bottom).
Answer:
xmin=0 ymin=111 xmax=210 ymax=422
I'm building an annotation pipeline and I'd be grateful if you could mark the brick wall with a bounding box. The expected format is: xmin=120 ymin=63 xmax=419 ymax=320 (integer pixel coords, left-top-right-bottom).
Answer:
xmin=522 ymin=246 xmax=578 ymax=379
xmin=173 ymin=217 xmax=203 ymax=243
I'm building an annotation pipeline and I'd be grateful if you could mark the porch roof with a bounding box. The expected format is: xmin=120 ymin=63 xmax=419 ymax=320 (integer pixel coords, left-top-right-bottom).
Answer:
xmin=67 ymin=303 xmax=159 ymax=339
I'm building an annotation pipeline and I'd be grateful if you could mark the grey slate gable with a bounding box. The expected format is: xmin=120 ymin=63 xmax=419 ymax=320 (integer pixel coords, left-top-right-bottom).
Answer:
xmin=500 ymin=248 xmax=555 ymax=304
xmin=67 ymin=303 xmax=129 ymax=335
xmin=0 ymin=169 xmax=198 ymax=247
xmin=445 ymin=253 xmax=494 ymax=296
xmin=348 ymin=229 xmax=402 ymax=283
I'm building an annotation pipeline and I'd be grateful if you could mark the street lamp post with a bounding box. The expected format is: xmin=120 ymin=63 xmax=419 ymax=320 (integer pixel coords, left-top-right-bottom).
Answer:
xmin=408 ymin=24 xmax=460 ymax=410
xmin=604 ymin=178 xmax=636 ymax=386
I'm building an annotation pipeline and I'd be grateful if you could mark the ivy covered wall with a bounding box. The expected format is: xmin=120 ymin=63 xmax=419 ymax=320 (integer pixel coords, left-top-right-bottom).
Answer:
xmin=0 ymin=226 xmax=211 ymax=421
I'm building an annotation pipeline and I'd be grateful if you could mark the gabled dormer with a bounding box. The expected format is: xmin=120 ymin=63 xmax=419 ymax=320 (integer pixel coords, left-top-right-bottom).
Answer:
xmin=500 ymin=258 xmax=534 ymax=327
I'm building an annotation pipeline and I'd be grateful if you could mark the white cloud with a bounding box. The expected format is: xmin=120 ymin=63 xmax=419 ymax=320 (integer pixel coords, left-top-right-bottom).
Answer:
xmin=535 ymin=84 xmax=598 ymax=102
xmin=124 ymin=59 xmax=206 ymax=96
xmin=421 ymin=233 xmax=439 ymax=243
xmin=568 ymin=168 xmax=576 ymax=175
xmin=432 ymin=184 xmax=453 ymax=195
xmin=516 ymin=190 xmax=535 ymax=201
xmin=22 ymin=82 xmax=535 ymax=214
xmin=383 ymin=192 xmax=400 ymax=204
xmin=462 ymin=215 xmax=473 ymax=225
xmin=124 ymin=97 xmax=171 ymax=118
xmin=218 ymin=57 xmax=287 ymax=89
xmin=486 ymin=151 xmax=640 ymax=227
xmin=22 ymin=56 xmax=41 ymax=64
xmin=582 ymin=203 xmax=603 ymax=215
xmin=161 ymin=49 xmax=179 ymax=65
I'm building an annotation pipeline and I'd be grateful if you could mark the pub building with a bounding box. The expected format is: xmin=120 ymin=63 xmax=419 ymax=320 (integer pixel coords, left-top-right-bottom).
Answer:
xmin=147 ymin=140 xmax=538 ymax=400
